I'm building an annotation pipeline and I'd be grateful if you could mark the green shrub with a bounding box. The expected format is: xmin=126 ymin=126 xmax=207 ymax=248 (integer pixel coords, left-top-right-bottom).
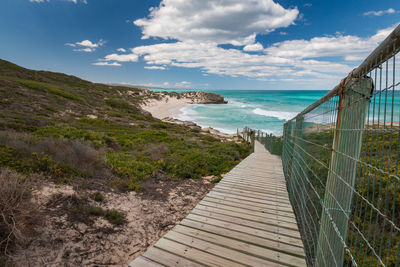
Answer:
xmin=111 ymin=179 xmax=142 ymax=192
xmin=104 ymin=210 xmax=125 ymax=225
xmin=65 ymin=195 xmax=126 ymax=226
xmin=106 ymin=153 xmax=155 ymax=181
xmin=86 ymin=206 xmax=104 ymax=216
xmin=211 ymin=176 xmax=223 ymax=183
xmin=105 ymin=99 xmax=132 ymax=110
xmin=85 ymin=206 xmax=125 ymax=225
xmin=19 ymin=80 xmax=82 ymax=102
xmin=34 ymin=126 xmax=106 ymax=146
xmin=166 ymin=150 xmax=234 ymax=179
xmin=90 ymin=192 xmax=105 ymax=202
xmin=115 ymin=130 xmax=173 ymax=149
xmin=0 ymin=145 xmax=88 ymax=180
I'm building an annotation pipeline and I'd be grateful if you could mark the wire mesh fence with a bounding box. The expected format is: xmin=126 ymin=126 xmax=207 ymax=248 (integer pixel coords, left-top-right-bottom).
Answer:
xmin=280 ymin=25 xmax=400 ymax=266
xmin=241 ymin=26 xmax=400 ymax=266
xmin=256 ymin=131 xmax=283 ymax=155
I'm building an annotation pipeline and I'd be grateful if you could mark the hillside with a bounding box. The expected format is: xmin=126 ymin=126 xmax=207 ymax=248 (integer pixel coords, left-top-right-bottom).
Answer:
xmin=0 ymin=59 xmax=251 ymax=265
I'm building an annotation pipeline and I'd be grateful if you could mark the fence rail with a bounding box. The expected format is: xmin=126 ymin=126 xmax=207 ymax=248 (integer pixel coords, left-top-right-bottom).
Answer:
xmin=245 ymin=24 xmax=400 ymax=266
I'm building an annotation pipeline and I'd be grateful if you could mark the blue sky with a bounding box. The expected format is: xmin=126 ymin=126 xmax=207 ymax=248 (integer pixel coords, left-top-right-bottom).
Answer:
xmin=0 ymin=0 xmax=399 ymax=90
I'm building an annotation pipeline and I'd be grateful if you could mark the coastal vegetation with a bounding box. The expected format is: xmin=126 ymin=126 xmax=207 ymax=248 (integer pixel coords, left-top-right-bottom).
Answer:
xmin=0 ymin=59 xmax=251 ymax=265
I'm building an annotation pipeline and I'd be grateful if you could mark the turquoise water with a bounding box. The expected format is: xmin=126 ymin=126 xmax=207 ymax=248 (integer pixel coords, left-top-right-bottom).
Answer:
xmin=174 ymin=90 xmax=329 ymax=135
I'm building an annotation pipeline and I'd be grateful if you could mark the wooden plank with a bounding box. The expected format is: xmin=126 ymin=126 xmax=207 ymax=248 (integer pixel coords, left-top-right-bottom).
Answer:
xmin=215 ymin=186 xmax=288 ymax=198
xmin=222 ymin=174 xmax=286 ymax=183
xmin=154 ymin=237 xmax=244 ymax=267
xmin=208 ymin=191 xmax=294 ymax=212
xmin=219 ymin=179 xmax=287 ymax=189
xmin=211 ymin=189 xmax=292 ymax=207
xmin=212 ymin=187 xmax=290 ymax=204
xmin=226 ymin=171 xmax=285 ymax=178
xmin=164 ymin=230 xmax=282 ymax=266
xmin=229 ymin=167 xmax=283 ymax=174
xmin=199 ymin=200 xmax=297 ymax=224
xmin=222 ymin=176 xmax=287 ymax=186
xmin=225 ymin=174 xmax=285 ymax=181
xmin=203 ymin=195 xmax=296 ymax=218
xmin=129 ymin=256 xmax=164 ymax=267
xmin=191 ymin=207 xmax=301 ymax=238
xmin=215 ymin=185 xmax=290 ymax=200
xmin=181 ymin=219 xmax=305 ymax=258
xmin=173 ymin=225 xmax=306 ymax=267
xmin=217 ymin=181 xmax=288 ymax=192
xmin=195 ymin=204 xmax=299 ymax=230
xmin=186 ymin=210 xmax=302 ymax=243
xmin=139 ymin=247 xmax=202 ymax=267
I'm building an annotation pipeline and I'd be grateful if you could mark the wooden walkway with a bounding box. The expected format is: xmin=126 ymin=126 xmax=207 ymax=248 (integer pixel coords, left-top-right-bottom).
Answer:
xmin=129 ymin=141 xmax=306 ymax=267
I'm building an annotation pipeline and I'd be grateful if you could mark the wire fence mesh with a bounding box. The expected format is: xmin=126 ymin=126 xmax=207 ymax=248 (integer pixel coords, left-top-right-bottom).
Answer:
xmin=245 ymin=25 xmax=400 ymax=266
xmin=282 ymin=25 xmax=400 ymax=267
xmin=256 ymin=132 xmax=283 ymax=155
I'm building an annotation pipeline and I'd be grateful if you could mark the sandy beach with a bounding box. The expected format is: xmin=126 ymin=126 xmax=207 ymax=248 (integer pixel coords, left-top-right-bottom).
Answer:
xmin=141 ymin=95 xmax=191 ymax=120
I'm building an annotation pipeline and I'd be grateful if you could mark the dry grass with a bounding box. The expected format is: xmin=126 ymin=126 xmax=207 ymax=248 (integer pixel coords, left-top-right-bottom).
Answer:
xmin=148 ymin=143 xmax=170 ymax=161
xmin=0 ymin=169 xmax=40 ymax=263
xmin=0 ymin=130 xmax=107 ymax=178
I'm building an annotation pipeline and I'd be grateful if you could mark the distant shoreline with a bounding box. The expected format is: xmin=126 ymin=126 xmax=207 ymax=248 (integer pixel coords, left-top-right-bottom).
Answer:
xmin=141 ymin=94 xmax=241 ymax=140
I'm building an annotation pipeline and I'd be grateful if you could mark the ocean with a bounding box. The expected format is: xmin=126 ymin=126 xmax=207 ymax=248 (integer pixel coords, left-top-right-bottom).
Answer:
xmin=173 ymin=90 xmax=329 ymax=135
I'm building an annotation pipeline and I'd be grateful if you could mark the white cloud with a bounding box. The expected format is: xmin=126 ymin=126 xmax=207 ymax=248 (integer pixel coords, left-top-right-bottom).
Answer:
xmin=100 ymin=0 xmax=298 ymax=68
xmin=104 ymin=53 xmax=138 ymax=62
xmin=134 ymin=0 xmax=298 ymax=45
xmin=138 ymin=82 xmax=170 ymax=88
xmin=92 ymin=62 xmax=121 ymax=67
xmin=243 ymin=43 xmax=264 ymax=52
xmin=69 ymin=0 xmax=87 ymax=3
xmin=74 ymin=47 xmax=95 ymax=52
xmin=96 ymin=0 xmax=396 ymax=85
xmin=117 ymin=48 xmax=126 ymax=52
xmin=126 ymin=25 xmax=395 ymax=81
xmin=129 ymin=40 xmax=350 ymax=79
xmin=265 ymin=25 xmax=397 ymax=61
xmin=175 ymin=81 xmax=192 ymax=88
xmin=364 ymin=8 xmax=396 ymax=16
xmin=66 ymin=39 xmax=104 ymax=52
xmin=76 ymin=40 xmax=102 ymax=48
xmin=144 ymin=66 xmax=166 ymax=70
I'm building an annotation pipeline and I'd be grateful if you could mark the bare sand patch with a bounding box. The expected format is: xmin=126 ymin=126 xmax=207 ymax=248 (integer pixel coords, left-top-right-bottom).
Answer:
xmin=11 ymin=177 xmax=214 ymax=266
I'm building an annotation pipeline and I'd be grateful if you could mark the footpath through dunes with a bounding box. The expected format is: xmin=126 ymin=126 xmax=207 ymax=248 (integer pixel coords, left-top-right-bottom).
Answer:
xmin=129 ymin=141 xmax=306 ymax=267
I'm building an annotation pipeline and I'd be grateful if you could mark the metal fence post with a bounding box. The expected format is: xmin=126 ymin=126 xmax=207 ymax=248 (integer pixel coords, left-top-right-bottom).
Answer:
xmin=316 ymin=77 xmax=373 ymax=266
xmin=290 ymin=116 xmax=304 ymax=179
xmin=251 ymin=130 xmax=255 ymax=153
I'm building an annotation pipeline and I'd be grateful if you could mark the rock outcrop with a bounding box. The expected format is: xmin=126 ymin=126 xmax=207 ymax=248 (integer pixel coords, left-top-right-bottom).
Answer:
xmin=179 ymin=91 xmax=227 ymax=104
xmin=152 ymin=91 xmax=227 ymax=104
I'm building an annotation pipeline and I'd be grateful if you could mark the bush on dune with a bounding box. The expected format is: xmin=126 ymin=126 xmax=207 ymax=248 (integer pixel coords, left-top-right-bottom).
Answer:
xmin=0 ymin=130 xmax=108 ymax=180
xmin=0 ymin=169 xmax=40 ymax=263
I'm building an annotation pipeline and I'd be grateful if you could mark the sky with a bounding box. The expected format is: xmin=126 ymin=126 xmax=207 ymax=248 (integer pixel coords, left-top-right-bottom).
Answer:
xmin=0 ymin=0 xmax=399 ymax=90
